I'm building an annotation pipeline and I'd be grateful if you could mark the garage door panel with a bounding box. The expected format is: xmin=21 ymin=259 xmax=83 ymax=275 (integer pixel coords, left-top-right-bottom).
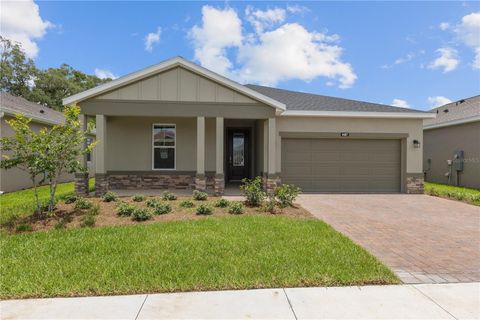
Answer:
xmin=282 ymin=138 xmax=401 ymax=193
xmin=284 ymin=152 xmax=311 ymax=162
xmin=312 ymin=151 xmax=341 ymax=161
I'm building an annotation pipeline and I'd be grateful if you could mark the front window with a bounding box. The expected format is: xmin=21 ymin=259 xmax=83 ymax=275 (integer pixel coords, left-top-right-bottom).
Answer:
xmin=153 ymin=124 xmax=176 ymax=169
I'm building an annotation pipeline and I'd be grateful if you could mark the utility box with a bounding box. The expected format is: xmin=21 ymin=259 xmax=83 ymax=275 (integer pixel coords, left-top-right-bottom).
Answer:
xmin=453 ymin=150 xmax=464 ymax=172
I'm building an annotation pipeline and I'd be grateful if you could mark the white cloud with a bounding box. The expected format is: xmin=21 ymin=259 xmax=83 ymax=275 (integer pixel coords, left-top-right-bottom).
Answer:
xmin=427 ymin=96 xmax=452 ymax=108
xmin=428 ymin=47 xmax=459 ymax=72
xmin=473 ymin=47 xmax=480 ymax=69
xmin=189 ymin=5 xmax=356 ymax=88
xmin=0 ymin=0 xmax=53 ymax=58
xmin=144 ymin=27 xmax=161 ymax=52
xmin=94 ymin=68 xmax=117 ymax=80
xmin=454 ymin=11 xmax=480 ymax=69
xmin=245 ymin=6 xmax=286 ymax=33
xmin=439 ymin=22 xmax=450 ymax=30
xmin=189 ymin=6 xmax=242 ymax=76
xmin=286 ymin=5 xmax=310 ymax=14
xmin=391 ymin=99 xmax=411 ymax=109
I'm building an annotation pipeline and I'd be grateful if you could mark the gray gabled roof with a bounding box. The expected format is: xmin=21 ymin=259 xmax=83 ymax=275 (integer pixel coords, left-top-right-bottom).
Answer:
xmin=246 ymin=84 xmax=427 ymax=113
xmin=424 ymin=95 xmax=480 ymax=128
xmin=0 ymin=92 xmax=65 ymax=125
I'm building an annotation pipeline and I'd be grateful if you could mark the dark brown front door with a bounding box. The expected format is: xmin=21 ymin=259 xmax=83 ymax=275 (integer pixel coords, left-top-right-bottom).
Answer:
xmin=227 ymin=128 xmax=251 ymax=182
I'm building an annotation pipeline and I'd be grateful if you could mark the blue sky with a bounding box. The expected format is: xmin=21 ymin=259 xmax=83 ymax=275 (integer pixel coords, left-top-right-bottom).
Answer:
xmin=2 ymin=1 xmax=479 ymax=110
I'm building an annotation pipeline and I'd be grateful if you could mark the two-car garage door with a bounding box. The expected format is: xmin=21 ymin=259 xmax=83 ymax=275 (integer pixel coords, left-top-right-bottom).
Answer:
xmin=281 ymin=139 xmax=401 ymax=193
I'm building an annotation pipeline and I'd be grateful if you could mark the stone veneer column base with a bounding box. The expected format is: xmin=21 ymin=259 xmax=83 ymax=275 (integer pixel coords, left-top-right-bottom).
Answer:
xmin=214 ymin=174 xmax=225 ymax=196
xmin=195 ymin=174 xmax=207 ymax=191
xmin=262 ymin=174 xmax=280 ymax=193
xmin=95 ymin=173 xmax=108 ymax=196
xmin=74 ymin=173 xmax=89 ymax=196
xmin=406 ymin=174 xmax=424 ymax=194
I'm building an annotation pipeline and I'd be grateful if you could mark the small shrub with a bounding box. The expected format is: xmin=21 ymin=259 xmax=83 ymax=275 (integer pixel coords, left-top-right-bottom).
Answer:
xmin=274 ymin=184 xmax=301 ymax=208
xmin=116 ymin=201 xmax=135 ymax=216
xmin=240 ymin=176 xmax=265 ymax=207
xmin=15 ymin=224 xmax=33 ymax=233
xmin=81 ymin=214 xmax=96 ymax=228
xmin=63 ymin=194 xmax=77 ymax=204
xmin=154 ymin=203 xmax=172 ymax=215
xmin=102 ymin=191 xmax=117 ymax=202
xmin=146 ymin=198 xmax=162 ymax=208
xmin=54 ymin=215 xmax=72 ymax=230
xmin=74 ymin=197 xmax=93 ymax=210
xmin=262 ymin=194 xmax=278 ymax=214
xmin=179 ymin=200 xmax=195 ymax=208
xmin=228 ymin=201 xmax=244 ymax=215
xmin=132 ymin=194 xmax=145 ymax=202
xmin=162 ymin=191 xmax=177 ymax=201
xmin=196 ymin=204 xmax=213 ymax=215
xmin=132 ymin=207 xmax=152 ymax=221
xmin=88 ymin=203 xmax=100 ymax=216
xmin=193 ymin=190 xmax=208 ymax=201
xmin=214 ymin=198 xmax=229 ymax=208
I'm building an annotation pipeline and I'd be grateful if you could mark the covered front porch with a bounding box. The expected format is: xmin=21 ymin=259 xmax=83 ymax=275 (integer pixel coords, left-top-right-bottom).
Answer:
xmin=75 ymin=114 xmax=280 ymax=197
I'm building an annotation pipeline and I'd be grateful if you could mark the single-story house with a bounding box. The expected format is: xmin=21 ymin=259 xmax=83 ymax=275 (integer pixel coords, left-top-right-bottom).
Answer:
xmin=0 ymin=92 xmax=95 ymax=193
xmin=63 ymin=57 xmax=435 ymax=196
xmin=423 ymin=95 xmax=479 ymax=189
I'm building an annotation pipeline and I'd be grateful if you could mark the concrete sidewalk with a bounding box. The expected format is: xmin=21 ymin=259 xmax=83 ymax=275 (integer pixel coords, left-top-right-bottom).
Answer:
xmin=1 ymin=283 xmax=479 ymax=319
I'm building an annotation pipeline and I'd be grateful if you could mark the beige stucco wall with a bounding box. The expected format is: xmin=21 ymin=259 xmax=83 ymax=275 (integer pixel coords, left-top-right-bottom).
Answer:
xmin=105 ymin=116 xmax=218 ymax=172
xmin=276 ymin=117 xmax=424 ymax=175
xmin=424 ymin=121 xmax=480 ymax=189
xmin=0 ymin=116 xmax=77 ymax=193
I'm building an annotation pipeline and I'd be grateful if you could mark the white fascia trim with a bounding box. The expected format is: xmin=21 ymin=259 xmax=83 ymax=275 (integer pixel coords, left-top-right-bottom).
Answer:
xmin=0 ymin=108 xmax=63 ymax=126
xmin=62 ymin=57 xmax=286 ymax=111
xmin=424 ymin=115 xmax=480 ymax=130
xmin=280 ymin=110 xmax=437 ymax=119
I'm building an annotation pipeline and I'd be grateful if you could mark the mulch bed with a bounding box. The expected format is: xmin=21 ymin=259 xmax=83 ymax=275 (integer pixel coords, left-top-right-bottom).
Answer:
xmin=5 ymin=195 xmax=313 ymax=233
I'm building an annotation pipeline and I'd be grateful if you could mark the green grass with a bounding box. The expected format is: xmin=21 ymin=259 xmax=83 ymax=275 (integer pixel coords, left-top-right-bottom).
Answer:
xmin=0 ymin=179 xmax=95 ymax=225
xmin=0 ymin=216 xmax=398 ymax=299
xmin=424 ymin=182 xmax=480 ymax=206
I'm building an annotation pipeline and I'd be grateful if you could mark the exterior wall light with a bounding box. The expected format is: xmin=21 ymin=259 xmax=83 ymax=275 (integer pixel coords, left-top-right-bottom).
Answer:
xmin=413 ymin=140 xmax=421 ymax=148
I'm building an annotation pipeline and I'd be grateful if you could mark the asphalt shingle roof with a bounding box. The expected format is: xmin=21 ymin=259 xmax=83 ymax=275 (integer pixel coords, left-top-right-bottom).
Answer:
xmin=0 ymin=92 xmax=64 ymax=125
xmin=246 ymin=84 xmax=427 ymax=113
xmin=423 ymin=95 xmax=480 ymax=127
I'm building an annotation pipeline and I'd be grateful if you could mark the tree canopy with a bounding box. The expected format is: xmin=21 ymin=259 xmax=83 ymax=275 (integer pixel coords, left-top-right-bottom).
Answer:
xmin=0 ymin=36 xmax=111 ymax=111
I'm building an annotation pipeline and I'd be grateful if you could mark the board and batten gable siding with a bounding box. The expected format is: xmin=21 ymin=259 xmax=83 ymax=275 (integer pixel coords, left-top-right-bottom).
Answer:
xmin=96 ymin=67 xmax=257 ymax=104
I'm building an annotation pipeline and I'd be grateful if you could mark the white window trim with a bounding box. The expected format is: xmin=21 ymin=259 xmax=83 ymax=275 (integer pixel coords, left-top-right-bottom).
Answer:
xmin=152 ymin=123 xmax=176 ymax=171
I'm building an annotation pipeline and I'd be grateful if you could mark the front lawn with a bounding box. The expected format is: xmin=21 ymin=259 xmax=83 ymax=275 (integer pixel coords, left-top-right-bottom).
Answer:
xmin=424 ymin=182 xmax=480 ymax=206
xmin=0 ymin=179 xmax=95 ymax=226
xmin=0 ymin=215 xmax=399 ymax=299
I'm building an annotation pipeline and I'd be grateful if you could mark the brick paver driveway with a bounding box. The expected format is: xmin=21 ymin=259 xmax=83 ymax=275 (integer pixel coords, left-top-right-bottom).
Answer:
xmin=298 ymin=194 xmax=480 ymax=284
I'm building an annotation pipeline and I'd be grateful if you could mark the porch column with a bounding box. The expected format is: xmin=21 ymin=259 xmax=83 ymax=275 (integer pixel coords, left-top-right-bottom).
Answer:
xmin=266 ymin=117 xmax=279 ymax=192
xmin=195 ymin=116 xmax=206 ymax=191
xmin=75 ymin=114 xmax=89 ymax=196
xmin=95 ymin=114 xmax=108 ymax=196
xmin=214 ymin=117 xmax=224 ymax=196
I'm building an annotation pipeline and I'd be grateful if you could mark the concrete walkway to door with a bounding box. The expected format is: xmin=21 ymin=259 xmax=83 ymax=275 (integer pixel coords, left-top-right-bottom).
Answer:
xmin=297 ymin=194 xmax=480 ymax=284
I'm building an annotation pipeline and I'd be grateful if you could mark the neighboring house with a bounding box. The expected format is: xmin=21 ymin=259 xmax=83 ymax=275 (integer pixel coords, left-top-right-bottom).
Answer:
xmin=64 ymin=57 xmax=434 ymax=196
xmin=423 ymin=96 xmax=480 ymax=189
xmin=0 ymin=92 xmax=95 ymax=193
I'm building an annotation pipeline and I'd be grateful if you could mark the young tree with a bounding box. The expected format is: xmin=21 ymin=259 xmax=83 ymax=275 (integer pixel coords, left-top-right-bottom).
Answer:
xmin=0 ymin=106 xmax=96 ymax=214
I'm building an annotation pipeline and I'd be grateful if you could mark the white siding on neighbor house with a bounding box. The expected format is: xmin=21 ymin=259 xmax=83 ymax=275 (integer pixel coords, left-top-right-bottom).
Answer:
xmin=96 ymin=67 xmax=257 ymax=104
